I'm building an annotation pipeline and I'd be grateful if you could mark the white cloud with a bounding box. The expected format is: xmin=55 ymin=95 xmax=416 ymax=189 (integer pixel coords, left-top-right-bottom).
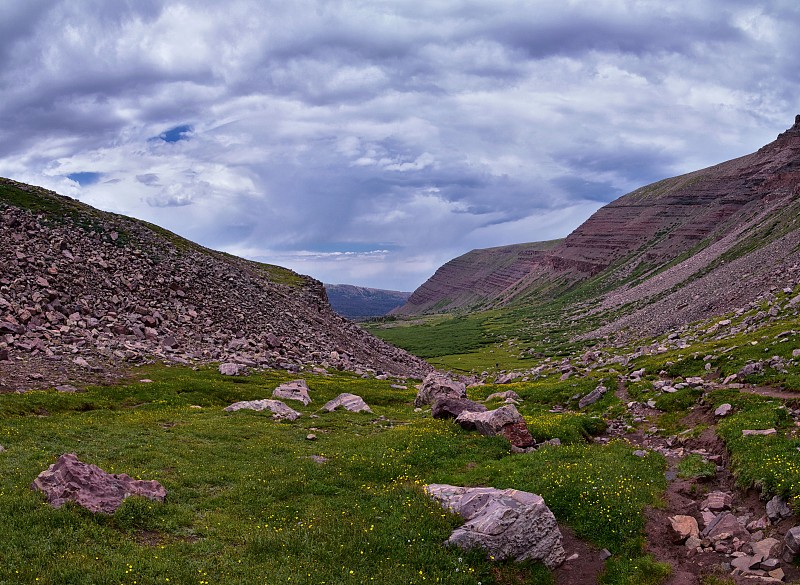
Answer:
xmin=0 ymin=0 xmax=798 ymax=290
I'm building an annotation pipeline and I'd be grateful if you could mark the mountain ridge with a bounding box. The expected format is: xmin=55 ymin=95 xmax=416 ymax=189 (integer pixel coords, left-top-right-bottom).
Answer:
xmin=394 ymin=116 xmax=800 ymax=341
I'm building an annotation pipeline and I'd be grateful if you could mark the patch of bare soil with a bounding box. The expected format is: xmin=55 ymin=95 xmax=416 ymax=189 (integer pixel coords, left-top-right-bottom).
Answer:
xmin=555 ymin=524 xmax=604 ymax=585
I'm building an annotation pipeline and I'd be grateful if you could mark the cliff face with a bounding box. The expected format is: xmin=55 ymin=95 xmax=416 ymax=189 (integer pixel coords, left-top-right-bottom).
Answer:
xmin=0 ymin=178 xmax=432 ymax=391
xmin=396 ymin=117 xmax=800 ymax=335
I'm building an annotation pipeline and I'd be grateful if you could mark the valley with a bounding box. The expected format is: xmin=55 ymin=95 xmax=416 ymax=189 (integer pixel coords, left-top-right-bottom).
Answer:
xmin=2 ymin=118 xmax=800 ymax=585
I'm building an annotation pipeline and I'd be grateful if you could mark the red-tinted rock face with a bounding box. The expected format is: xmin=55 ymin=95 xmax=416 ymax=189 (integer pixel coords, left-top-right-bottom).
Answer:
xmin=397 ymin=117 xmax=800 ymax=322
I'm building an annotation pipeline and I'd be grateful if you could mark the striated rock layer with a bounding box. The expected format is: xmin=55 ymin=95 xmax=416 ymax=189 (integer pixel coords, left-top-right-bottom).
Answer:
xmin=395 ymin=117 xmax=800 ymax=340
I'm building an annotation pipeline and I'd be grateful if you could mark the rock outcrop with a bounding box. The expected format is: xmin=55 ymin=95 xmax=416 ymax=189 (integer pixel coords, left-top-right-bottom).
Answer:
xmin=32 ymin=453 xmax=166 ymax=514
xmin=425 ymin=483 xmax=565 ymax=569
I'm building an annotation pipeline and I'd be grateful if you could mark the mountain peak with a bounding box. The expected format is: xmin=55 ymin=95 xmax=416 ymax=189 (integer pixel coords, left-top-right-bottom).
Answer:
xmin=776 ymin=114 xmax=800 ymax=140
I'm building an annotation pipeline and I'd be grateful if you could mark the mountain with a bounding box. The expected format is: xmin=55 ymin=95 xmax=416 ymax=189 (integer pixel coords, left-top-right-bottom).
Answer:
xmin=0 ymin=178 xmax=431 ymax=391
xmin=394 ymin=116 xmax=800 ymax=340
xmin=324 ymin=284 xmax=410 ymax=320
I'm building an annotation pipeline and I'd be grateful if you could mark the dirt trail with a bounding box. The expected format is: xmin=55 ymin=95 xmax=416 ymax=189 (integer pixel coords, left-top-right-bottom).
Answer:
xmin=611 ymin=380 xmax=800 ymax=584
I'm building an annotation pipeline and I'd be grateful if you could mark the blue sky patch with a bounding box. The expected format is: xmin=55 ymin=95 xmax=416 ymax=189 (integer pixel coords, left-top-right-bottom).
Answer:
xmin=157 ymin=124 xmax=193 ymax=143
xmin=67 ymin=172 xmax=102 ymax=186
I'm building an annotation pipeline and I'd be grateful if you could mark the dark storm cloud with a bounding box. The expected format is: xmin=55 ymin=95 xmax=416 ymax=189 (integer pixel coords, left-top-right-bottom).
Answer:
xmin=0 ymin=0 xmax=798 ymax=289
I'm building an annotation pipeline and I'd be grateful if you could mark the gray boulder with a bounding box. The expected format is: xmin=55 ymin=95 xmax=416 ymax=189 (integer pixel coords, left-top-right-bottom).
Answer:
xmin=485 ymin=390 xmax=521 ymax=403
xmin=322 ymin=393 xmax=372 ymax=413
xmin=425 ymin=483 xmax=565 ymax=569
xmin=32 ymin=453 xmax=166 ymax=514
xmin=783 ymin=526 xmax=800 ymax=562
xmin=578 ymin=384 xmax=608 ymax=409
xmin=414 ymin=373 xmax=467 ymax=407
xmin=767 ymin=495 xmax=793 ymax=523
xmin=224 ymin=399 xmax=301 ymax=420
xmin=219 ymin=362 xmax=245 ymax=376
xmin=455 ymin=404 xmax=523 ymax=435
xmin=432 ymin=398 xmax=487 ymax=420
xmin=272 ymin=379 xmax=312 ymax=405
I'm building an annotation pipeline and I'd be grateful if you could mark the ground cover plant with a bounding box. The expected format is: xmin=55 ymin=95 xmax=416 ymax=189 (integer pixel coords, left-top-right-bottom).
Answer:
xmin=0 ymin=364 xmax=672 ymax=585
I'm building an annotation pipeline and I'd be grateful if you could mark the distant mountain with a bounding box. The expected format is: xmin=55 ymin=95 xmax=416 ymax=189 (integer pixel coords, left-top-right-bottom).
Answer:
xmin=325 ymin=284 xmax=411 ymax=320
xmin=0 ymin=178 xmax=431 ymax=391
xmin=394 ymin=116 xmax=800 ymax=341
xmin=390 ymin=240 xmax=562 ymax=315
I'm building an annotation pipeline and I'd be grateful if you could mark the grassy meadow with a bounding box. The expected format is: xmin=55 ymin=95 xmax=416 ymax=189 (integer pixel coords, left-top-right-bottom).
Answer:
xmin=0 ymin=365 xmax=669 ymax=585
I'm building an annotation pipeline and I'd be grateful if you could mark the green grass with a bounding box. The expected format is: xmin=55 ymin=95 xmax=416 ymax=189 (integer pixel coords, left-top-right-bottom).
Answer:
xmin=677 ymin=454 xmax=716 ymax=480
xmin=365 ymin=315 xmax=493 ymax=358
xmin=0 ymin=365 xmax=670 ymax=584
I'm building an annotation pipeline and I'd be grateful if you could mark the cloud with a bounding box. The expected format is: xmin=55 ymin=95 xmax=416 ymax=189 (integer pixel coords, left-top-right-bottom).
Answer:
xmin=0 ymin=0 xmax=798 ymax=290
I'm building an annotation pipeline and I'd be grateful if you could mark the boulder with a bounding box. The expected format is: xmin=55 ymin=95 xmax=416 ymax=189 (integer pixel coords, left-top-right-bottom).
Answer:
xmin=702 ymin=512 xmax=750 ymax=542
xmin=495 ymin=372 xmax=522 ymax=385
xmin=669 ymin=515 xmax=699 ymax=543
xmin=272 ymin=379 xmax=312 ymax=405
xmin=219 ymin=362 xmax=246 ymax=376
xmin=578 ymin=384 xmax=607 ymax=409
xmin=766 ymin=495 xmax=793 ymax=523
xmin=414 ymin=373 xmax=467 ymax=407
xmin=701 ymin=491 xmax=732 ymax=512
xmin=322 ymin=393 xmax=372 ymax=413
xmin=456 ymin=404 xmax=523 ymax=435
xmin=224 ymin=399 xmax=301 ymax=420
xmin=752 ymin=537 xmax=781 ymax=561
xmin=485 ymin=390 xmax=521 ymax=403
xmin=742 ymin=428 xmax=777 ymax=436
xmin=32 ymin=453 xmax=166 ymax=514
xmin=500 ymin=421 xmax=535 ymax=449
xmin=783 ymin=526 xmax=800 ymax=562
xmin=425 ymin=483 xmax=565 ymax=569
xmin=714 ymin=403 xmax=732 ymax=417
xmin=432 ymin=398 xmax=487 ymax=420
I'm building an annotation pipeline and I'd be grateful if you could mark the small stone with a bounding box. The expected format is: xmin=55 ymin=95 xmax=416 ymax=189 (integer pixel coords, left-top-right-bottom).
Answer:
xmin=714 ymin=403 xmax=732 ymax=417
xmin=768 ymin=567 xmax=785 ymax=580
xmin=599 ymin=549 xmax=612 ymax=561
xmin=759 ymin=558 xmax=780 ymax=570
xmin=306 ymin=434 xmax=317 ymax=441
xmin=566 ymin=553 xmax=579 ymax=562
xmin=742 ymin=428 xmax=777 ymax=436
xmin=670 ymin=515 xmax=700 ymax=542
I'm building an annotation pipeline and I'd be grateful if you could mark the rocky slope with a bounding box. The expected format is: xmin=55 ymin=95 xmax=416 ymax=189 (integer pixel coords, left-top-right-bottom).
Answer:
xmin=324 ymin=284 xmax=410 ymax=320
xmin=395 ymin=116 xmax=800 ymax=340
xmin=0 ymin=178 xmax=431 ymax=391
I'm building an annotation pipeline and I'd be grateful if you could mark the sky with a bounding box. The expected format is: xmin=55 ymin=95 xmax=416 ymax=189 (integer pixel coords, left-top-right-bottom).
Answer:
xmin=1 ymin=1 xmax=799 ymax=291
